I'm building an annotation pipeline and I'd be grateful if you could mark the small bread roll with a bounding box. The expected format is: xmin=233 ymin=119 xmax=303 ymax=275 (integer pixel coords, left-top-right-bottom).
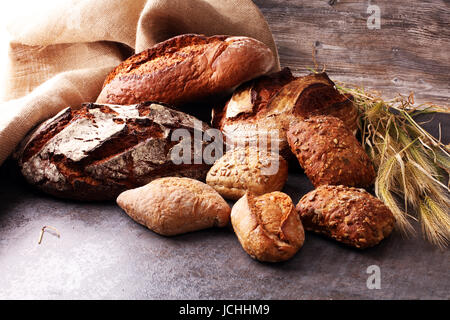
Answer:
xmin=287 ymin=116 xmax=375 ymax=188
xmin=297 ymin=185 xmax=395 ymax=249
xmin=117 ymin=178 xmax=231 ymax=236
xmin=231 ymin=192 xmax=305 ymax=262
xmin=206 ymin=147 xmax=288 ymax=200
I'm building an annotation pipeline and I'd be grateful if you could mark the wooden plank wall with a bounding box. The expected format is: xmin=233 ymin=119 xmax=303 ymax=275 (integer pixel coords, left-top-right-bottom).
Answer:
xmin=253 ymin=0 xmax=450 ymax=107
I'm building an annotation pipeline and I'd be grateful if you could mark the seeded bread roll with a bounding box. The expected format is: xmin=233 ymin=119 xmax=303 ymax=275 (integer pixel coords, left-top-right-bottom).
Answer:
xmin=96 ymin=34 xmax=276 ymax=107
xmin=206 ymin=147 xmax=288 ymax=200
xmin=15 ymin=102 xmax=213 ymax=201
xmin=117 ymin=178 xmax=231 ymax=236
xmin=297 ymin=185 xmax=395 ymax=249
xmin=287 ymin=116 xmax=375 ymax=188
xmin=212 ymin=69 xmax=357 ymax=159
xmin=231 ymin=192 xmax=305 ymax=262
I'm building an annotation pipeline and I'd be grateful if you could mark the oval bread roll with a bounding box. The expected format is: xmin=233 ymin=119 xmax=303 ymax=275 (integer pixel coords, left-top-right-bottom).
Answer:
xmin=297 ymin=185 xmax=395 ymax=249
xmin=287 ymin=116 xmax=376 ymax=188
xmin=117 ymin=178 xmax=231 ymax=236
xmin=231 ymin=192 xmax=305 ymax=262
xmin=97 ymin=34 xmax=276 ymax=107
xmin=206 ymin=147 xmax=288 ymax=200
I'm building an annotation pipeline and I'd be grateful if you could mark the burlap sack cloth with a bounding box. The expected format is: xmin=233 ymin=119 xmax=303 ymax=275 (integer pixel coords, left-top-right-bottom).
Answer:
xmin=0 ymin=0 xmax=280 ymax=166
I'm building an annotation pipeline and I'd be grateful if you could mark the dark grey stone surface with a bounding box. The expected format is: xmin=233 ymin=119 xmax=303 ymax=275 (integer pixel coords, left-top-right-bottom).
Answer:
xmin=0 ymin=163 xmax=449 ymax=300
xmin=0 ymin=113 xmax=448 ymax=300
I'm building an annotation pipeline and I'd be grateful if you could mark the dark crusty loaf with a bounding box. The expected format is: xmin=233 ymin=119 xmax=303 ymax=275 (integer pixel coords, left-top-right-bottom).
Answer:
xmin=211 ymin=68 xmax=357 ymax=159
xmin=15 ymin=102 xmax=214 ymax=201
xmin=96 ymin=34 xmax=276 ymax=107
xmin=287 ymin=116 xmax=375 ymax=188
xmin=296 ymin=185 xmax=395 ymax=249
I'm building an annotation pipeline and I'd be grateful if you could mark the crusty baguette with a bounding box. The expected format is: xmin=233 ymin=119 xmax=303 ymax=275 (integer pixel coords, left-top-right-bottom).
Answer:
xmin=15 ymin=102 xmax=213 ymax=201
xmin=287 ymin=116 xmax=376 ymax=188
xmin=231 ymin=192 xmax=305 ymax=262
xmin=297 ymin=185 xmax=395 ymax=249
xmin=96 ymin=34 xmax=276 ymax=107
xmin=117 ymin=178 xmax=231 ymax=236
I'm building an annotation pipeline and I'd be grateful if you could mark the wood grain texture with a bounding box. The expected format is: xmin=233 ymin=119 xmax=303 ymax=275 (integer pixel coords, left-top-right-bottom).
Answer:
xmin=253 ymin=0 xmax=450 ymax=107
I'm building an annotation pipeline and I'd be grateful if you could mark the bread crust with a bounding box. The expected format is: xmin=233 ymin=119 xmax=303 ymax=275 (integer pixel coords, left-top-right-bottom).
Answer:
xmin=117 ymin=178 xmax=231 ymax=236
xmin=296 ymin=185 xmax=395 ymax=249
xmin=96 ymin=34 xmax=276 ymax=106
xmin=206 ymin=147 xmax=288 ymax=200
xmin=15 ymin=102 xmax=213 ymax=201
xmin=231 ymin=192 xmax=305 ymax=262
xmin=212 ymin=69 xmax=357 ymax=158
xmin=287 ymin=116 xmax=375 ymax=188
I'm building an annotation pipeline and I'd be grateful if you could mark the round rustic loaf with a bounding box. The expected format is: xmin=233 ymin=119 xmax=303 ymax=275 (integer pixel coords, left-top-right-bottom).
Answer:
xmin=212 ymin=68 xmax=357 ymax=159
xmin=231 ymin=192 xmax=305 ymax=262
xmin=117 ymin=178 xmax=231 ymax=236
xmin=15 ymin=102 xmax=215 ymax=201
xmin=287 ymin=116 xmax=376 ymax=188
xmin=96 ymin=34 xmax=276 ymax=107
xmin=297 ymin=185 xmax=395 ymax=249
xmin=206 ymin=147 xmax=288 ymax=200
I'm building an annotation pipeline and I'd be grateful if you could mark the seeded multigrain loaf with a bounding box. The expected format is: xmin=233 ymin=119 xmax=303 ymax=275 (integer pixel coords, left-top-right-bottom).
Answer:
xmin=117 ymin=178 xmax=231 ymax=236
xmin=287 ymin=116 xmax=375 ymax=188
xmin=96 ymin=34 xmax=276 ymax=107
xmin=297 ymin=185 xmax=395 ymax=249
xmin=212 ymin=68 xmax=357 ymax=158
xmin=15 ymin=102 xmax=214 ymax=201
xmin=231 ymin=192 xmax=305 ymax=262
xmin=206 ymin=147 xmax=288 ymax=200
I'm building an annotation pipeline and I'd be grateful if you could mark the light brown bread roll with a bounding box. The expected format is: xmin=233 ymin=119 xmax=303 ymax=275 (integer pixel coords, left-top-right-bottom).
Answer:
xmin=206 ymin=147 xmax=288 ymax=200
xmin=231 ymin=192 xmax=305 ymax=262
xmin=287 ymin=116 xmax=376 ymax=188
xmin=297 ymin=185 xmax=395 ymax=249
xmin=117 ymin=177 xmax=231 ymax=236
xmin=96 ymin=34 xmax=276 ymax=107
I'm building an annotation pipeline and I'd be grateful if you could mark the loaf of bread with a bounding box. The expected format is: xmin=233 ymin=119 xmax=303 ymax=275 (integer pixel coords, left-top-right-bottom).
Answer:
xmin=15 ymin=102 xmax=214 ymax=201
xmin=231 ymin=192 xmax=305 ymax=262
xmin=117 ymin=178 xmax=231 ymax=236
xmin=287 ymin=116 xmax=375 ymax=188
xmin=212 ymin=68 xmax=357 ymax=158
xmin=297 ymin=185 xmax=395 ymax=249
xmin=96 ymin=34 xmax=276 ymax=107
xmin=206 ymin=147 xmax=288 ymax=200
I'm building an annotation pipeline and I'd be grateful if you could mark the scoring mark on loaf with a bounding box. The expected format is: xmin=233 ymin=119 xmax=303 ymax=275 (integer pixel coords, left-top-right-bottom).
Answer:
xmin=47 ymin=116 xmax=127 ymax=162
